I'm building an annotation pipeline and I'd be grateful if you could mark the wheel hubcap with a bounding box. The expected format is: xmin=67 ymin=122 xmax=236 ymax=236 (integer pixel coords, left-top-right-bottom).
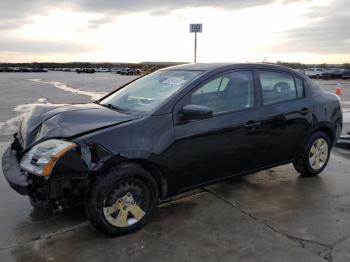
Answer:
xmin=309 ymin=138 xmax=329 ymax=170
xmin=103 ymin=192 xmax=145 ymax=227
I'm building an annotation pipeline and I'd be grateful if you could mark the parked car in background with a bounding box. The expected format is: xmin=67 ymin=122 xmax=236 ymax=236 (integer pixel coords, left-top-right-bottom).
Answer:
xmin=111 ymin=68 xmax=123 ymax=74
xmin=121 ymin=68 xmax=142 ymax=75
xmin=18 ymin=68 xmax=33 ymax=73
xmin=326 ymin=68 xmax=344 ymax=79
xmin=0 ymin=67 xmax=14 ymax=72
xmin=96 ymin=68 xmax=110 ymax=73
xmin=76 ymin=68 xmax=96 ymax=74
xmin=342 ymin=69 xmax=350 ymax=79
xmin=305 ymin=68 xmax=333 ymax=79
xmin=127 ymin=68 xmax=141 ymax=75
xmin=31 ymin=68 xmax=48 ymax=73
xmin=120 ymin=68 xmax=131 ymax=75
xmin=3 ymin=63 xmax=343 ymax=236
xmin=0 ymin=67 xmax=48 ymax=73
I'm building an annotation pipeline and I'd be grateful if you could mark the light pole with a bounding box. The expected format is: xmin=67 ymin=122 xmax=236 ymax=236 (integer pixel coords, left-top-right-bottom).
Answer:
xmin=194 ymin=31 xmax=197 ymax=63
xmin=190 ymin=24 xmax=202 ymax=63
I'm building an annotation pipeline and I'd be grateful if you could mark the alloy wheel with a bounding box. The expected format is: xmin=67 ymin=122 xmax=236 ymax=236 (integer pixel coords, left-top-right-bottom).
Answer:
xmin=103 ymin=181 xmax=148 ymax=227
xmin=308 ymin=138 xmax=329 ymax=170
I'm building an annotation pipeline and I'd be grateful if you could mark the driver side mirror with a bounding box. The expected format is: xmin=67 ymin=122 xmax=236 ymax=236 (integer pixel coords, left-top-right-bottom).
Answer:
xmin=180 ymin=104 xmax=213 ymax=121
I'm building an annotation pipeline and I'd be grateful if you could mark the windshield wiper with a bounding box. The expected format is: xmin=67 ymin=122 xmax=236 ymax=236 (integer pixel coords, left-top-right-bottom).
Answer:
xmin=99 ymin=103 xmax=124 ymax=112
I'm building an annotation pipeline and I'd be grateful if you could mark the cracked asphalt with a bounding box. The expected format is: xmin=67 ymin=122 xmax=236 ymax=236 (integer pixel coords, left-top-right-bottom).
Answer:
xmin=0 ymin=72 xmax=349 ymax=262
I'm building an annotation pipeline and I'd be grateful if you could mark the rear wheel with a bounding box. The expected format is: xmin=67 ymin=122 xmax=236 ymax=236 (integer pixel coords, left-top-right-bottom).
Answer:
xmin=293 ymin=131 xmax=331 ymax=177
xmin=85 ymin=163 xmax=159 ymax=236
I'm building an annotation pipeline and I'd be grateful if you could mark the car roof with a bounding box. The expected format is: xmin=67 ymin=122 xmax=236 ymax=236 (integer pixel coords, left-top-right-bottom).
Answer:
xmin=163 ymin=63 xmax=232 ymax=71
xmin=162 ymin=62 xmax=303 ymax=76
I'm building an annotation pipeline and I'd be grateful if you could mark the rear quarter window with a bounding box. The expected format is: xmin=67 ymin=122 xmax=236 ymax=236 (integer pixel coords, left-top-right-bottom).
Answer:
xmin=294 ymin=77 xmax=304 ymax=98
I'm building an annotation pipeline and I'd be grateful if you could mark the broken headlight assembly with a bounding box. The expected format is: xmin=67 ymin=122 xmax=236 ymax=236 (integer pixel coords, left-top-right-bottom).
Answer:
xmin=20 ymin=139 xmax=76 ymax=177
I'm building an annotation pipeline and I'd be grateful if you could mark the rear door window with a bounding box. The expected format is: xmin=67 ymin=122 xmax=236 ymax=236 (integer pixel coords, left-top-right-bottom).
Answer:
xmin=258 ymin=71 xmax=303 ymax=105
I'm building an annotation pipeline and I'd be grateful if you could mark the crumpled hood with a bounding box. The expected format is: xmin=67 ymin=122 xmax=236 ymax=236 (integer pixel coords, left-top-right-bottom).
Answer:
xmin=19 ymin=103 xmax=138 ymax=149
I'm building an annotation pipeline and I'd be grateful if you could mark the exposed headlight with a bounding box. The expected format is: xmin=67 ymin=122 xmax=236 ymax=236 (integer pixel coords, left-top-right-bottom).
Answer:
xmin=20 ymin=139 xmax=76 ymax=177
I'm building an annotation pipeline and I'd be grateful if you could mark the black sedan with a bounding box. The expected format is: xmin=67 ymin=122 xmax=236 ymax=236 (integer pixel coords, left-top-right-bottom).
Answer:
xmin=2 ymin=63 xmax=343 ymax=235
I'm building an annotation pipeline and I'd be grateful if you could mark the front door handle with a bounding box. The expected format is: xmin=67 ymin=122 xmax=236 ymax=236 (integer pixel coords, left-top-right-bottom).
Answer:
xmin=300 ymin=108 xmax=312 ymax=115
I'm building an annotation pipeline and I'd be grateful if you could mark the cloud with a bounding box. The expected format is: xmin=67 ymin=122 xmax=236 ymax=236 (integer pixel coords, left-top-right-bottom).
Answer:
xmin=0 ymin=18 xmax=29 ymax=30
xmin=74 ymin=0 xmax=274 ymax=13
xmin=266 ymin=0 xmax=350 ymax=54
xmin=0 ymin=0 xmax=284 ymax=29
xmin=0 ymin=37 xmax=95 ymax=54
xmin=0 ymin=1 xmax=51 ymax=30
xmin=0 ymin=1 xmax=305 ymax=31
xmin=87 ymin=16 xmax=116 ymax=29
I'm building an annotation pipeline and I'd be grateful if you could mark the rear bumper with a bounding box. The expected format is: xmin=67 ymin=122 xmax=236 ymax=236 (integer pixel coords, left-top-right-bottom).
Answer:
xmin=1 ymin=146 xmax=28 ymax=195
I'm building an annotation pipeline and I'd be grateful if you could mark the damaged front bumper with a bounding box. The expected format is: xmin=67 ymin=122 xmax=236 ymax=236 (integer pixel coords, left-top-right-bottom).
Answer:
xmin=2 ymin=145 xmax=28 ymax=195
xmin=2 ymin=138 xmax=92 ymax=207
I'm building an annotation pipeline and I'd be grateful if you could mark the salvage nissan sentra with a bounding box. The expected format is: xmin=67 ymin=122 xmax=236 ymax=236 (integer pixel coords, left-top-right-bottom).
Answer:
xmin=2 ymin=63 xmax=343 ymax=235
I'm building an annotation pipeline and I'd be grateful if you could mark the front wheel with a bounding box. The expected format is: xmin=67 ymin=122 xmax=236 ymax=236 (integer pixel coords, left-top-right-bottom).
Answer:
xmin=293 ymin=131 xmax=331 ymax=177
xmin=85 ymin=163 xmax=159 ymax=236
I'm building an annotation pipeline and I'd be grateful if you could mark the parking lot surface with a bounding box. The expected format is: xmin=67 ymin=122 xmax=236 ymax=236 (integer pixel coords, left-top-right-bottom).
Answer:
xmin=0 ymin=72 xmax=349 ymax=262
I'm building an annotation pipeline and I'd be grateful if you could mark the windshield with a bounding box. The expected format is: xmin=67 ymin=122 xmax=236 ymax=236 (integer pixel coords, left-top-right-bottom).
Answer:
xmin=100 ymin=69 xmax=203 ymax=113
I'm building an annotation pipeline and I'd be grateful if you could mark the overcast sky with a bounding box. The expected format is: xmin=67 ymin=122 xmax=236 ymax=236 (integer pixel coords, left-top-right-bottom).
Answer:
xmin=0 ymin=0 xmax=349 ymax=63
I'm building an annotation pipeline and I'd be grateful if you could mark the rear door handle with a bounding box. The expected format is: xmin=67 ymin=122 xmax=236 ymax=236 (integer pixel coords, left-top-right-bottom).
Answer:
xmin=244 ymin=121 xmax=261 ymax=129
xmin=273 ymin=114 xmax=287 ymax=122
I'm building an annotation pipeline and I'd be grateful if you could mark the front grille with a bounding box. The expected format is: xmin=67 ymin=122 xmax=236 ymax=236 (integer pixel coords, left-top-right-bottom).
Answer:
xmin=27 ymin=173 xmax=48 ymax=202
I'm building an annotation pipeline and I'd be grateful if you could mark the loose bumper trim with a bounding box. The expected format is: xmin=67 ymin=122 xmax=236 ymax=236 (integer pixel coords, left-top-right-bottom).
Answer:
xmin=336 ymin=135 xmax=350 ymax=150
xmin=2 ymin=146 xmax=28 ymax=195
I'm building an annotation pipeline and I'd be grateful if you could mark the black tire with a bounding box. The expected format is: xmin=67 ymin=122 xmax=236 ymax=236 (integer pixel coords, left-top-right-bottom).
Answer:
xmin=293 ymin=131 xmax=331 ymax=177
xmin=85 ymin=163 xmax=159 ymax=236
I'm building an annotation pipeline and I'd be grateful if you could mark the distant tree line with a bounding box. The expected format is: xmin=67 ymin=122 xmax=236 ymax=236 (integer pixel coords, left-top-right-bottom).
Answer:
xmin=276 ymin=61 xmax=350 ymax=69
xmin=0 ymin=62 xmax=136 ymax=69
xmin=0 ymin=61 xmax=349 ymax=70
xmin=0 ymin=62 xmax=186 ymax=70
